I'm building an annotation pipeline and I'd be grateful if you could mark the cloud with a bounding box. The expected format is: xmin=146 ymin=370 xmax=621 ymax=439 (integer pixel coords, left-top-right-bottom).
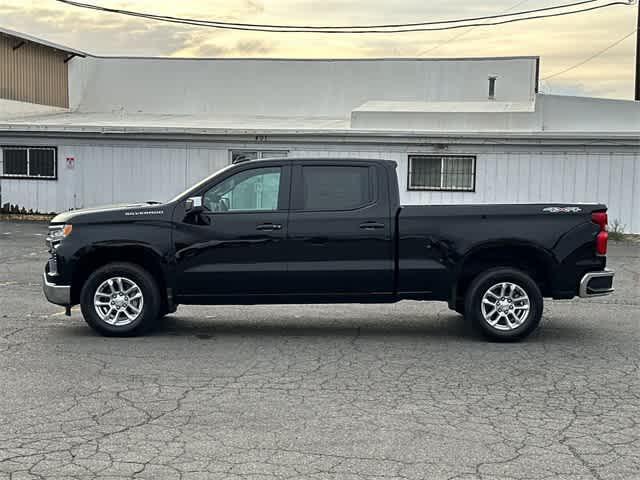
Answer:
xmin=184 ymin=43 xmax=229 ymax=57
xmin=178 ymin=38 xmax=273 ymax=57
xmin=235 ymin=39 xmax=272 ymax=55
xmin=0 ymin=0 xmax=636 ymax=99
xmin=244 ymin=0 xmax=264 ymax=15
xmin=539 ymin=81 xmax=591 ymax=97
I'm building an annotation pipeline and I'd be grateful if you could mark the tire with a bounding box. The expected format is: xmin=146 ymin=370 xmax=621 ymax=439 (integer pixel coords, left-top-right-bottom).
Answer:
xmin=464 ymin=267 xmax=543 ymax=341
xmin=80 ymin=262 xmax=161 ymax=336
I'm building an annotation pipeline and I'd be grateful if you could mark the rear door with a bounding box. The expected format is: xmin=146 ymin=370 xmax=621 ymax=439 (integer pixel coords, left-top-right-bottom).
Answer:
xmin=286 ymin=161 xmax=393 ymax=296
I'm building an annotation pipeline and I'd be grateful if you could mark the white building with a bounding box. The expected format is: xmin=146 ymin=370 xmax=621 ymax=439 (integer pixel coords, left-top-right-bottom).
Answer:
xmin=1 ymin=27 xmax=639 ymax=232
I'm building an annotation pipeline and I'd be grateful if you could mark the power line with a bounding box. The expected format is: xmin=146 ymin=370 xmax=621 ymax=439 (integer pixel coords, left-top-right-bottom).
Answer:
xmin=55 ymin=0 xmax=599 ymax=30
xmin=54 ymin=0 xmax=632 ymax=33
xmin=542 ymin=28 xmax=638 ymax=80
xmin=418 ymin=0 xmax=529 ymax=56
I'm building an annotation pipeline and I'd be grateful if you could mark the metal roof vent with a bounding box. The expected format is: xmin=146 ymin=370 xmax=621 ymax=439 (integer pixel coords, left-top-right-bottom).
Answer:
xmin=488 ymin=75 xmax=497 ymax=100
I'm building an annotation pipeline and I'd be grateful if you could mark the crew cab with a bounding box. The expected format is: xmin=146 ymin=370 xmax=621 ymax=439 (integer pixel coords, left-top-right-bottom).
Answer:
xmin=43 ymin=158 xmax=614 ymax=340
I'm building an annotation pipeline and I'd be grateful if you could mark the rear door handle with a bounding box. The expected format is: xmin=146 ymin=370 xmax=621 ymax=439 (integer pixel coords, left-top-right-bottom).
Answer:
xmin=256 ymin=223 xmax=282 ymax=231
xmin=359 ymin=222 xmax=385 ymax=230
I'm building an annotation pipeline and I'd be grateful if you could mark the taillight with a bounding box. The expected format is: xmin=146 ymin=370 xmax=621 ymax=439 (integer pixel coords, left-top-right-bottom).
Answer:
xmin=592 ymin=212 xmax=608 ymax=229
xmin=596 ymin=231 xmax=609 ymax=256
xmin=592 ymin=211 xmax=608 ymax=256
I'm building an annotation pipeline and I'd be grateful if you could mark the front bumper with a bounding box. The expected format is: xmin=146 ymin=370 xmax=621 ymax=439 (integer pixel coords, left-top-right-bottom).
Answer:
xmin=43 ymin=272 xmax=71 ymax=306
xmin=579 ymin=269 xmax=615 ymax=298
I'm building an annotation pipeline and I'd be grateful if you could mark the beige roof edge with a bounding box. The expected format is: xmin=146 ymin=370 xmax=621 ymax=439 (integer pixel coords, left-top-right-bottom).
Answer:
xmin=0 ymin=25 xmax=86 ymax=57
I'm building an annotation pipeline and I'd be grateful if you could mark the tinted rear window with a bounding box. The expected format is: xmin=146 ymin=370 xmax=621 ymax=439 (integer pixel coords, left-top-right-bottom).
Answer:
xmin=302 ymin=166 xmax=371 ymax=211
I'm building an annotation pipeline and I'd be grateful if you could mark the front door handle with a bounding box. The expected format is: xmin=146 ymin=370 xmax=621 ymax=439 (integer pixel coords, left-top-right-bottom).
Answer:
xmin=359 ymin=222 xmax=385 ymax=230
xmin=256 ymin=223 xmax=282 ymax=231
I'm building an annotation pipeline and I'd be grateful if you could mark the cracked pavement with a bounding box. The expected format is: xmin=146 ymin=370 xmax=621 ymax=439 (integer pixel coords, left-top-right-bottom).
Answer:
xmin=0 ymin=220 xmax=638 ymax=480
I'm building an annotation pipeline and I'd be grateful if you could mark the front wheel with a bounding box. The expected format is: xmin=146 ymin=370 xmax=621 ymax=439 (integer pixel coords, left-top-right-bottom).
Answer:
xmin=80 ymin=262 xmax=161 ymax=336
xmin=464 ymin=267 xmax=543 ymax=341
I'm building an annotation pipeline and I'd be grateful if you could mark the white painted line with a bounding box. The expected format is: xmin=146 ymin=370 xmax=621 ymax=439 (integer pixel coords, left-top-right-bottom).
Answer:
xmin=51 ymin=307 xmax=79 ymax=317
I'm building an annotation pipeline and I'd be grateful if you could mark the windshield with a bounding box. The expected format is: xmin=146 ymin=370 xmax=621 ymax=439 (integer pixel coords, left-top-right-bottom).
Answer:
xmin=167 ymin=163 xmax=236 ymax=204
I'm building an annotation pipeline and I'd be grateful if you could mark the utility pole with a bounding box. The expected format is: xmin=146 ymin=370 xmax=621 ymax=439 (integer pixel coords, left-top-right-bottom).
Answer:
xmin=636 ymin=0 xmax=640 ymax=100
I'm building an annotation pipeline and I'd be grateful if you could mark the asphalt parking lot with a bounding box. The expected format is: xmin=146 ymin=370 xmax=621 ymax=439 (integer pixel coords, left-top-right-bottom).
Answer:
xmin=0 ymin=220 xmax=638 ymax=480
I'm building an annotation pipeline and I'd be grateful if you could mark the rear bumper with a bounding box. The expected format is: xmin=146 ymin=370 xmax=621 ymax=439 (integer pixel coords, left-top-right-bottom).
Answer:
xmin=43 ymin=272 xmax=71 ymax=306
xmin=579 ymin=269 xmax=615 ymax=298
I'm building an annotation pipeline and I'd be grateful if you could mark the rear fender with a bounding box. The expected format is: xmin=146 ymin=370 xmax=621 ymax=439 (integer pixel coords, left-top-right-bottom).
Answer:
xmin=453 ymin=240 xmax=557 ymax=303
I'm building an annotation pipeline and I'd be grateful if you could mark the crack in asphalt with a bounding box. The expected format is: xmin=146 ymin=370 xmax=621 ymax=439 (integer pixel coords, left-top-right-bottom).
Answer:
xmin=1 ymin=224 xmax=639 ymax=480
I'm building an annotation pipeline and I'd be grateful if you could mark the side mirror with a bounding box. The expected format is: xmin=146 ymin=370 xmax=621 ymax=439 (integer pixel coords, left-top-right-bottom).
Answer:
xmin=185 ymin=196 xmax=203 ymax=212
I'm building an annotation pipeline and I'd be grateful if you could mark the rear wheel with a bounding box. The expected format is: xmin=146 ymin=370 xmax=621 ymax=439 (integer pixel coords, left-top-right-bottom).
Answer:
xmin=464 ymin=267 xmax=543 ymax=341
xmin=80 ymin=262 xmax=161 ymax=336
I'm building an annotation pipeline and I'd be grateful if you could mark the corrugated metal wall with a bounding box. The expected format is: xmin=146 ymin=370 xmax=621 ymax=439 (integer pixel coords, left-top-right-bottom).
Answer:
xmin=0 ymin=33 xmax=68 ymax=108
xmin=293 ymin=148 xmax=640 ymax=232
xmin=1 ymin=141 xmax=639 ymax=233
xmin=0 ymin=144 xmax=230 ymax=213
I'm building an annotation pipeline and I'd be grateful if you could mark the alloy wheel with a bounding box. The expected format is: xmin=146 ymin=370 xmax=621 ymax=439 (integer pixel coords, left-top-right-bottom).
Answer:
xmin=93 ymin=276 xmax=144 ymax=326
xmin=480 ymin=282 xmax=530 ymax=331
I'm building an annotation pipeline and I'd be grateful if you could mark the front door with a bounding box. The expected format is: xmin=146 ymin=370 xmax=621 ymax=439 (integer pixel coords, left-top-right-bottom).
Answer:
xmin=285 ymin=162 xmax=394 ymax=296
xmin=173 ymin=163 xmax=291 ymax=300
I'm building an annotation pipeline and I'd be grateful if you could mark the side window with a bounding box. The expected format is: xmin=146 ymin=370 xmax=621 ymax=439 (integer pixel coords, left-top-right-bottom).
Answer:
xmin=301 ymin=166 xmax=372 ymax=211
xmin=203 ymin=167 xmax=281 ymax=212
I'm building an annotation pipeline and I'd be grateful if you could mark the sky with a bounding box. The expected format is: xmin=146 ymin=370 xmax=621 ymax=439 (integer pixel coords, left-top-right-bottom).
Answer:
xmin=0 ymin=0 xmax=638 ymax=100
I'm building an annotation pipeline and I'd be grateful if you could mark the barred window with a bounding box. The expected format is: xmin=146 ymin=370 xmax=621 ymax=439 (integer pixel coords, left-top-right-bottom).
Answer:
xmin=1 ymin=147 xmax=57 ymax=179
xmin=230 ymin=150 xmax=288 ymax=164
xmin=408 ymin=155 xmax=475 ymax=191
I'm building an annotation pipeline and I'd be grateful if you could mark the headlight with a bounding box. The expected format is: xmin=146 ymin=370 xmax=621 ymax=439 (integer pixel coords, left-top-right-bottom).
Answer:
xmin=47 ymin=224 xmax=73 ymax=243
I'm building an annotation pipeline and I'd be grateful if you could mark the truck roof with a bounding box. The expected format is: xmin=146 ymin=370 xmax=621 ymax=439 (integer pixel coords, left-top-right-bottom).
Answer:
xmin=236 ymin=157 xmax=398 ymax=167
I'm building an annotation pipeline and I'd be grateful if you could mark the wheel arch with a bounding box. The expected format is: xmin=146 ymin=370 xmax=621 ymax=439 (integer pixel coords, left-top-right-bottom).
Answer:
xmin=70 ymin=244 xmax=170 ymax=309
xmin=452 ymin=241 xmax=557 ymax=307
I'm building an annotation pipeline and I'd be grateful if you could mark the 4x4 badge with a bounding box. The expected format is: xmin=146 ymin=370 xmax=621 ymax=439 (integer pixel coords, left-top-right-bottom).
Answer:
xmin=542 ymin=207 xmax=582 ymax=213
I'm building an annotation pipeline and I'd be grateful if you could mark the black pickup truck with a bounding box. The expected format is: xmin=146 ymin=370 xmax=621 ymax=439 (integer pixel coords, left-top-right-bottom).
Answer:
xmin=43 ymin=158 xmax=614 ymax=340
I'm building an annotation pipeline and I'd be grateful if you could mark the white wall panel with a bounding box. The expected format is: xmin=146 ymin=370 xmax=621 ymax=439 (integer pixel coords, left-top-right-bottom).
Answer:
xmin=2 ymin=143 xmax=232 ymax=212
xmin=99 ymin=145 xmax=223 ymax=208
xmin=632 ymin=157 xmax=640 ymax=233
xmin=541 ymin=94 xmax=640 ymax=133
xmin=1 ymin=141 xmax=639 ymax=233
xmin=397 ymin=150 xmax=640 ymax=234
xmin=0 ymin=178 xmax=57 ymax=213
xmin=72 ymin=57 xmax=538 ymax=117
